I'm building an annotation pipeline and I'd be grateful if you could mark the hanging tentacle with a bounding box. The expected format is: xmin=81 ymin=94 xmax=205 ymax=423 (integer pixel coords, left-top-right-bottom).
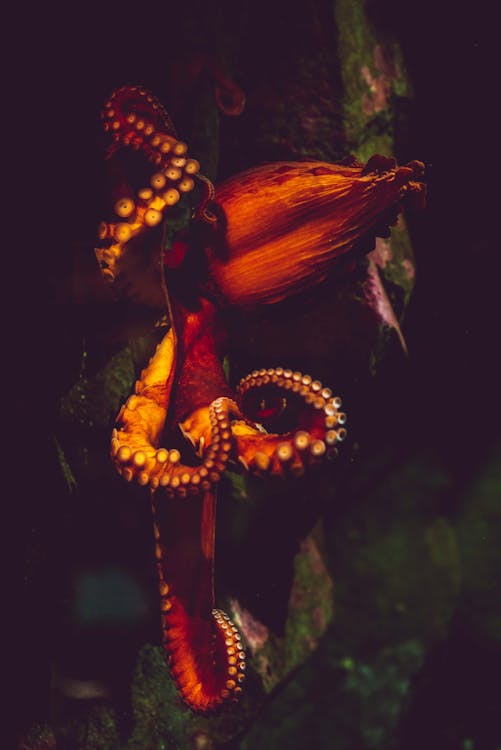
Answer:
xmin=152 ymin=488 xmax=246 ymax=712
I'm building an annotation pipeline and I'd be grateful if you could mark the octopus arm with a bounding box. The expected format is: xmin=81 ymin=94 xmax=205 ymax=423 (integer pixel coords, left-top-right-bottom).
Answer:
xmin=152 ymin=490 xmax=246 ymax=712
xmin=233 ymin=368 xmax=347 ymax=477
xmin=111 ymin=328 xmax=177 ymax=483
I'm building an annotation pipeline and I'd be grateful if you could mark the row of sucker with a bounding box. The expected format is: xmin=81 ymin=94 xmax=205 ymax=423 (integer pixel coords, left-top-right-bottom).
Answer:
xmin=95 ymin=86 xmax=212 ymax=283
xmin=151 ymin=506 xmax=246 ymax=710
xmin=212 ymin=609 xmax=246 ymax=703
xmin=167 ymin=607 xmax=247 ymax=711
xmin=150 ymin=514 xmax=198 ymax=709
xmin=101 ymin=86 xmax=186 ymax=165
xmin=112 ymin=396 xmax=243 ymax=497
xmin=152 ymin=515 xmax=174 ymax=619
xmin=236 ymin=367 xmax=347 ymax=475
xmin=151 ymin=513 xmax=209 ymax=710
xmin=150 ymin=509 xmax=200 ymax=708
xmin=160 ymin=604 xmax=246 ymax=710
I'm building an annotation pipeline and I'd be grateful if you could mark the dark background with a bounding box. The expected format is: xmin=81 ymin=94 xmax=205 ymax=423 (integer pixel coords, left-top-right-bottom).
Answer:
xmin=9 ymin=0 xmax=499 ymax=747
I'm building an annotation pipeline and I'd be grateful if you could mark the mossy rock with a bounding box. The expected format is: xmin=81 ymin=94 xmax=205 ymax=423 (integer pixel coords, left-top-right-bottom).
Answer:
xmin=238 ymin=637 xmax=424 ymax=750
xmin=326 ymin=455 xmax=461 ymax=648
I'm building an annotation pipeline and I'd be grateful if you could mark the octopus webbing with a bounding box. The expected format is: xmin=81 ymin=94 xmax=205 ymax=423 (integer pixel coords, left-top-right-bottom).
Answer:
xmin=94 ymin=85 xmax=425 ymax=712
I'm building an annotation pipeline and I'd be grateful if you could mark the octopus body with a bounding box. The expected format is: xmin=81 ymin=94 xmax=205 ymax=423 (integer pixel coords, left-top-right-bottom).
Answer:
xmin=94 ymin=86 xmax=425 ymax=712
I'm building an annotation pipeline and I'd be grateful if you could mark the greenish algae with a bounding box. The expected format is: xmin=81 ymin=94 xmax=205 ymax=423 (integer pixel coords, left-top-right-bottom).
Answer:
xmin=57 ymin=704 xmax=120 ymax=750
xmin=383 ymin=221 xmax=416 ymax=308
xmin=334 ymin=0 xmax=411 ymax=157
xmin=327 ymin=455 xmax=460 ymax=647
xmin=284 ymin=528 xmax=334 ymax=672
xmin=58 ymin=345 xmax=135 ymax=430
xmin=127 ymin=644 xmax=191 ymax=750
xmin=239 ymin=637 xmax=424 ymax=750
xmin=233 ymin=522 xmax=334 ymax=695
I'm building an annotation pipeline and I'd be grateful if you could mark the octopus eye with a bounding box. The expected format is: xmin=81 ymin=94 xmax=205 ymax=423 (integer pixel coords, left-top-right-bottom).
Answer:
xmin=255 ymin=396 xmax=287 ymax=421
xmin=240 ymin=388 xmax=288 ymax=425
xmin=241 ymin=381 xmax=320 ymax=434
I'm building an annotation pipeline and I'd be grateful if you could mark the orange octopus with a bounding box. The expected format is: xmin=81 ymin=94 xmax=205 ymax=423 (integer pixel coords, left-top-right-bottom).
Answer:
xmin=94 ymin=85 xmax=425 ymax=712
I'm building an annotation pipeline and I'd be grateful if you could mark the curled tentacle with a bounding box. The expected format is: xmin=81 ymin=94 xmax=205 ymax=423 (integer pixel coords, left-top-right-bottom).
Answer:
xmin=234 ymin=367 xmax=347 ymax=477
xmin=193 ymin=172 xmax=218 ymax=225
xmin=113 ymin=389 xmax=244 ymax=497
xmin=95 ymin=85 xmax=211 ymax=284
xmin=101 ymin=85 xmax=181 ymax=162
xmin=152 ymin=490 xmax=246 ymax=712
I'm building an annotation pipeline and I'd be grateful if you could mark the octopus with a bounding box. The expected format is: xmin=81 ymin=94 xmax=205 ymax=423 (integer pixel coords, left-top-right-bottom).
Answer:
xmin=94 ymin=85 xmax=425 ymax=713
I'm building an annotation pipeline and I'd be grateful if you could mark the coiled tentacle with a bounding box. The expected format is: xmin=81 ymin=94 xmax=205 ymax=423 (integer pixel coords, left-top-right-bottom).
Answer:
xmin=234 ymin=367 xmax=347 ymax=476
xmin=95 ymin=85 xmax=211 ymax=284
xmin=113 ymin=395 xmax=241 ymax=497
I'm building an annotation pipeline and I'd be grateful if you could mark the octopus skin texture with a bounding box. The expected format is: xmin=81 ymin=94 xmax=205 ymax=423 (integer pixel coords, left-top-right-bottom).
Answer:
xmin=94 ymin=85 xmax=425 ymax=712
